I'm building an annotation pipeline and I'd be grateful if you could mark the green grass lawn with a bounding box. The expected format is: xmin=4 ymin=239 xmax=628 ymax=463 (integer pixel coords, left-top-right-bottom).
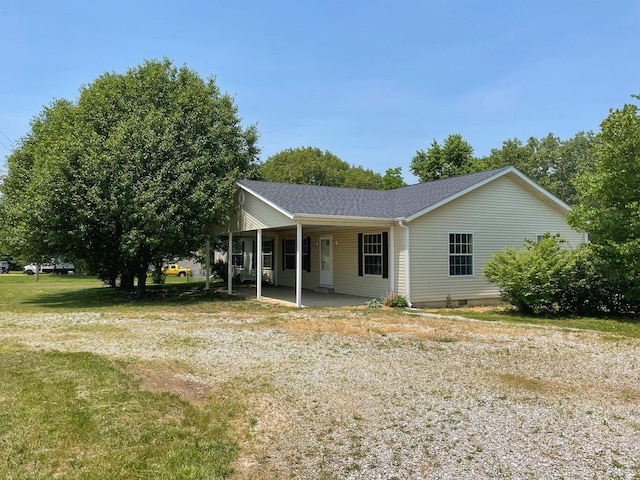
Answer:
xmin=432 ymin=306 xmax=640 ymax=339
xmin=0 ymin=272 xmax=268 ymax=315
xmin=0 ymin=343 xmax=241 ymax=479
xmin=0 ymin=273 xmax=258 ymax=479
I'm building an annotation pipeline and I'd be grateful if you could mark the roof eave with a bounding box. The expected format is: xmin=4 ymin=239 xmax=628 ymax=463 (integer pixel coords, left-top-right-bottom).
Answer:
xmin=236 ymin=181 xmax=295 ymax=219
xmin=293 ymin=213 xmax=395 ymax=226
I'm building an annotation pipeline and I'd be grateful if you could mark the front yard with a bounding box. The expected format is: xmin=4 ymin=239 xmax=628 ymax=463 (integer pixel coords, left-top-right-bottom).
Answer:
xmin=0 ymin=275 xmax=639 ymax=479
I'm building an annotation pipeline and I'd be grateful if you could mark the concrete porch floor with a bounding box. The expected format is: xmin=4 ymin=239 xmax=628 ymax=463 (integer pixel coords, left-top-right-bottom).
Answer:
xmin=231 ymin=286 xmax=371 ymax=307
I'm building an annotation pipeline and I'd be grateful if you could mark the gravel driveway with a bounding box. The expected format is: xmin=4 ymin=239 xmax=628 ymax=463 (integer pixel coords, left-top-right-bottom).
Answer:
xmin=2 ymin=308 xmax=639 ymax=479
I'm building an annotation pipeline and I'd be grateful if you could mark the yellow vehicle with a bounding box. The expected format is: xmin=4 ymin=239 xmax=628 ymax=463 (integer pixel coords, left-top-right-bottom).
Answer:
xmin=162 ymin=264 xmax=192 ymax=277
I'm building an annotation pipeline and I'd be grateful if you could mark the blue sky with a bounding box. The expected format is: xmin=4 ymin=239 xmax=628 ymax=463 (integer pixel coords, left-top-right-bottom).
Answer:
xmin=1 ymin=1 xmax=639 ymax=183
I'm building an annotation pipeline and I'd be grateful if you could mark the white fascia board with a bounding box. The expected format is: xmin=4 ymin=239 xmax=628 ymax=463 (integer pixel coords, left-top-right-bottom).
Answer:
xmin=236 ymin=182 xmax=295 ymax=219
xmin=402 ymin=166 xmax=570 ymax=223
xmin=293 ymin=213 xmax=395 ymax=226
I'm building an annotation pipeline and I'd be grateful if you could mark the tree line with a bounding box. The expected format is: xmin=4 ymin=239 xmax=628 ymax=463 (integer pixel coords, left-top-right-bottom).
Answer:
xmin=408 ymin=131 xmax=596 ymax=206
xmin=260 ymin=130 xmax=596 ymax=207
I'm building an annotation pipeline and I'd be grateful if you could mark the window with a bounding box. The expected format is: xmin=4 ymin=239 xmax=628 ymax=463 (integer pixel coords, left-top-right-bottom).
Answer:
xmin=284 ymin=239 xmax=296 ymax=270
xmin=449 ymin=233 xmax=473 ymax=276
xmin=358 ymin=232 xmax=389 ymax=278
xmin=282 ymin=237 xmax=311 ymax=271
xmin=232 ymin=240 xmax=244 ymax=267
xmin=262 ymin=240 xmax=273 ymax=269
xmin=363 ymin=233 xmax=383 ymax=275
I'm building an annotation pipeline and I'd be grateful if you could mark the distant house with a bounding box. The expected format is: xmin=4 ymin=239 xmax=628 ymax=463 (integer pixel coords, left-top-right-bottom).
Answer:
xmin=220 ymin=167 xmax=585 ymax=307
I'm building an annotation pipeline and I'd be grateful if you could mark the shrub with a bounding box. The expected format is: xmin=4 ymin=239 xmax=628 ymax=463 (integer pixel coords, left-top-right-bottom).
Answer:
xmin=381 ymin=291 xmax=409 ymax=308
xmin=486 ymin=234 xmax=640 ymax=316
xmin=367 ymin=298 xmax=382 ymax=309
xmin=564 ymin=243 xmax=640 ymax=315
xmin=483 ymin=234 xmax=575 ymax=313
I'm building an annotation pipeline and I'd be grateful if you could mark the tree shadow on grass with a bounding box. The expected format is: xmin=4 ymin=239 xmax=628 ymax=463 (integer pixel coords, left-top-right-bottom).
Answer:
xmin=23 ymin=282 xmax=247 ymax=310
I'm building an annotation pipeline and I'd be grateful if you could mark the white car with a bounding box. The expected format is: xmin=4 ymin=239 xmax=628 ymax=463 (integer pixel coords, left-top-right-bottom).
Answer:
xmin=24 ymin=262 xmax=75 ymax=275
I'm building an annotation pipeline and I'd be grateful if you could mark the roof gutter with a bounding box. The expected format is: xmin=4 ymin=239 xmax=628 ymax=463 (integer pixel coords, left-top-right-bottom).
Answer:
xmin=398 ymin=220 xmax=412 ymax=308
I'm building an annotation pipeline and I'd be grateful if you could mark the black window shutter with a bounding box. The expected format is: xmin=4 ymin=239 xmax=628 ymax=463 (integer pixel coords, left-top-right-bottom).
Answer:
xmin=306 ymin=237 xmax=311 ymax=272
xmin=358 ymin=233 xmax=363 ymax=276
xmin=252 ymin=241 xmax=256 ymax=269
xmin=282 ymin=239 xmax=286 ymax=271
xmin=382 ymin=231 xmax=389 ymax=279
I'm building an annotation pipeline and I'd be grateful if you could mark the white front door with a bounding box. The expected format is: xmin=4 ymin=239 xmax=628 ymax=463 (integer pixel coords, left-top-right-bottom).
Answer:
xmin=319 ymin=236 xmax=333 ymax=287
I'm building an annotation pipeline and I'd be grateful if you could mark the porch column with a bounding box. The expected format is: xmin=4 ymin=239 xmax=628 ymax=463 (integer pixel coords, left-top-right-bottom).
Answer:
xmin=296 ymin=222 xmax=302 ymax=308
xmin=227 ymin=232 xmax=233 ymax=295
xmin=256 ymin=229 xmax=263 ymax=300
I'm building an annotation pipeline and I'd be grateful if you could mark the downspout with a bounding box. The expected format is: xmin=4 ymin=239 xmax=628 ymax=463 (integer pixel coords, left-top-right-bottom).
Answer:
xmin=398 ymin=220 xmax=412 ymax=308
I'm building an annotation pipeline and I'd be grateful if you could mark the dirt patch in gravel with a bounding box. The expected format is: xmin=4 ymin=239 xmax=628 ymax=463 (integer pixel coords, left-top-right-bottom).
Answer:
xmin=125 ymin=359 xmax=213 ymax=406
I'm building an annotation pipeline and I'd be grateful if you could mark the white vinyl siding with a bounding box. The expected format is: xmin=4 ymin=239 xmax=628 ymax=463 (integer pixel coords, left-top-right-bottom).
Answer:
xmin=394 ymin=226 xmax=407 ymax=297
xmin=231 ymin=190 xmax=294 ymax=232
xmin=407 ymin=174 xmax=584 ymax=305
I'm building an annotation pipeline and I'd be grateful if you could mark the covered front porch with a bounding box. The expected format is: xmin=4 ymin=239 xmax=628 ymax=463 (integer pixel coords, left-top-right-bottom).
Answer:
xmin=222 ymin=220 xmax=399 ymax=308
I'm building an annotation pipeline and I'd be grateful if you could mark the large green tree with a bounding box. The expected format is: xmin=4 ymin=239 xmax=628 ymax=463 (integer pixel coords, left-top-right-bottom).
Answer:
xmin=260 ymin=146 xmax=388 ymax=189
xmin=479 ymin=132 xmax=595 ymax=204
xmin=410 ymin=134 xmax=478 ymax=182
xmin=569 ymin=97 xmax=640 ymax=287
xmin=0 ymin=59 xmax=259 ymax=295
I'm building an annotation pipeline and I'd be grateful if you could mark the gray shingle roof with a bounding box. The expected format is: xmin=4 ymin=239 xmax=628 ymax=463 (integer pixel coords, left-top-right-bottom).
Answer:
xmin=237 ymin=167 xmax=512 ymax=220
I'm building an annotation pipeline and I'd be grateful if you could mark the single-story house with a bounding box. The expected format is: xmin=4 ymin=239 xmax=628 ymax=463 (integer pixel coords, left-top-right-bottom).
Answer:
xmin=219 ymin=166 xmax=586 ymax=307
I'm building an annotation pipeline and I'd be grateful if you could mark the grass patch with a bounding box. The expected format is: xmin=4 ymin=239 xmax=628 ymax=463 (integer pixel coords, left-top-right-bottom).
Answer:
xmin=432 ymin=307 xmax=640 ymax=339
xmin=0 ymin=273 xmax=273 ymax=315
xmin=0 ymin=342 xmax=240 ymax=479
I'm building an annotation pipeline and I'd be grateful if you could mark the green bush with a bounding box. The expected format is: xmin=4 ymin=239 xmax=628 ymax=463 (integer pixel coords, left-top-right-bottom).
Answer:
xmin=483 ymin=234 xmax=575 ymax=313
xmin=486 ymin=235 xmax=640 ymax=316
xmin=564 ymin=243 xmax=640 ymax=315
xmin=367 ymin=298 xmax=382 ymax=309
xmin=381 ymin=291 xmax=409 ymax=308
